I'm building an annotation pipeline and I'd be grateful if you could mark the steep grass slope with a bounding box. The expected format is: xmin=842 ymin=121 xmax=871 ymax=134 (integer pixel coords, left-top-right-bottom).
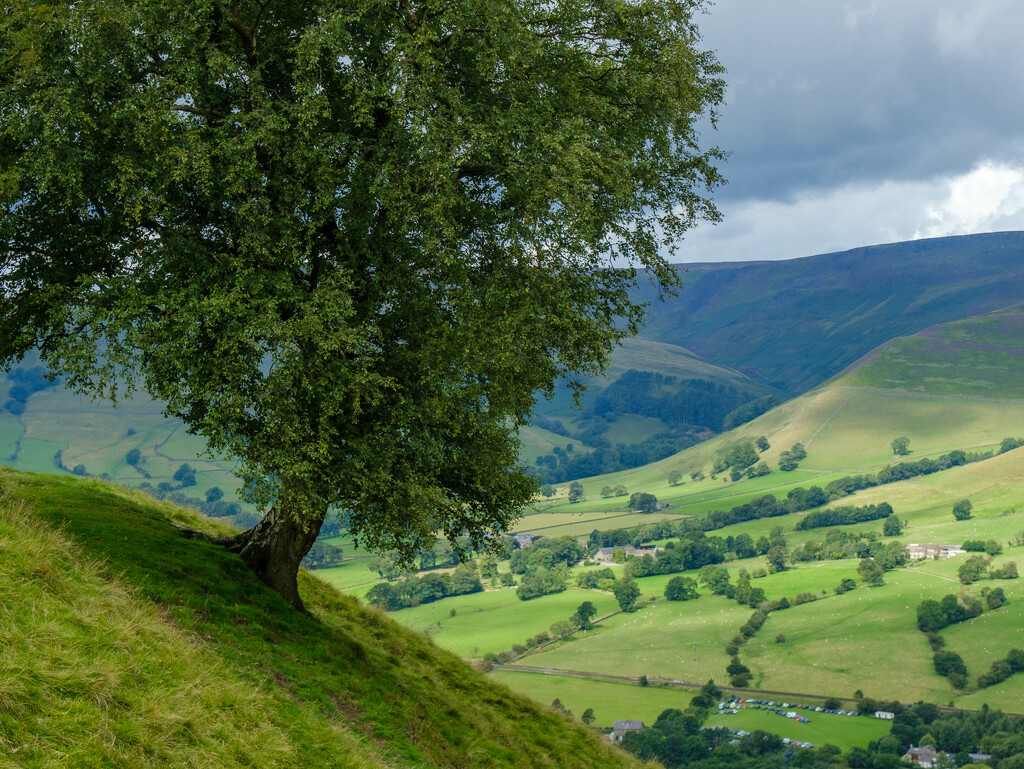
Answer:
xmin=0 ymin=469 xmax=645 ymax=769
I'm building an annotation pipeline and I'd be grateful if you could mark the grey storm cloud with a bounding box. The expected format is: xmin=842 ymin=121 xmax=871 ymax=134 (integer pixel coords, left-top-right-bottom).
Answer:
xmin=696 ymin=0 xmax=1024 ymax=202
xmin=665 ymin=0 xmax=1024 ymax=262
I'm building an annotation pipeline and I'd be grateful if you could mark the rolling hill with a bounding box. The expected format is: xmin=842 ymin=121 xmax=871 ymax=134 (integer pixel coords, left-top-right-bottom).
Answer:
xmin=637 ymin=231 xmax=1024 ymax=394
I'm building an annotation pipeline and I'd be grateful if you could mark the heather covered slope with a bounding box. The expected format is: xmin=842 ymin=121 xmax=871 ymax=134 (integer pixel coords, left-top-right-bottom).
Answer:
xmin=639 ymin=231 xmax=1024 ymax=393
xmin=0 ymin=470 xmax=645 ymax=769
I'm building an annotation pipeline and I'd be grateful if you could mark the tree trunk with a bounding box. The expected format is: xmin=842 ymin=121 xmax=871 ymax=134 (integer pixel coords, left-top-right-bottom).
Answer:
xmin=184 ymin=504 xmax=324 ymax=612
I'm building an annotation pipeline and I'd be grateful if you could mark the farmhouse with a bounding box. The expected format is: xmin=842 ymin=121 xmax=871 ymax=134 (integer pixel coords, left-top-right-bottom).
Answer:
xmin=592 ymin=546 xmax=658 ymax=564
xmin=907 ymin=543 xmax=963 ymax=560
xmin=902 ymin=745 xmax=941 ymax=768
xmin=512 ymin=534 xmax=537 ymax=549
xmin=609 ymin=720 xmax=644 ymax=741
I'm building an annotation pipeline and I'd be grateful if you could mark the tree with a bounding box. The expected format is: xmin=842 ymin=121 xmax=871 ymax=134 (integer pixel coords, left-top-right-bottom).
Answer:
xmin=125 ymin=448 xmax=142 ymax=466
xmin=882 ymin=514 xmax=903 ymax=537
xmin=664 ymin=576 xmax=698 ymax=601
xmin=173 ymin=463 xmax=196 ymax=487
xmin=612 ymin=577 xmax=641 ymax=612
xmin=581 ymin=708 xmax=595 ymax=726
xmin=0 ymin=0 xmax=723 ymax=609
xmin=953 ymin=499 xmax=973 ymax=521
xmin=668 ymin=470 xmax=682 ymax=487
xmin=627 ymin=492 xmax=659 ymax=513
xmin=891 ymin=436 xmax=911 ymax=455
xmin=570 ymin=601 xmax=597 ymax=631
xmin=858 ymin=558 xmax=884 ymax=586
xmin=205 ymin=486 xmax=224 ymax=503
xmin=549 ymin=620 xmax=575 ymax=641
xmin=765 ymin=545 xmax=789 ymax=573
xmin=568 ymin=482 xmax=585 ymax=504
xmin=755 ymin=436 xmax=770 ymax=452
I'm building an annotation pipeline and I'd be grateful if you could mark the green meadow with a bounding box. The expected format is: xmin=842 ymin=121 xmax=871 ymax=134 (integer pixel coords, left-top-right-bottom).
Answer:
xmin=386 ymin=587 xmax=622 ymax=658
xmin=489 ymin=670 xmax=892 ymax=751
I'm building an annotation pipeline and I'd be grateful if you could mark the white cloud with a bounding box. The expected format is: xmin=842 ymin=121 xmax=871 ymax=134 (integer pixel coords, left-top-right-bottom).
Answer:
xmin=674 ymin=161 xmax=1024 ymax=263
xmin=916 ymin=162 xmax=1024 ymax=238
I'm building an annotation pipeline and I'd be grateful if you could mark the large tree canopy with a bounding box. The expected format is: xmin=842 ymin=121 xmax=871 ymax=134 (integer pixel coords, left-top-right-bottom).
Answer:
xmin=0 ymin=0 xmax=724 ymax=608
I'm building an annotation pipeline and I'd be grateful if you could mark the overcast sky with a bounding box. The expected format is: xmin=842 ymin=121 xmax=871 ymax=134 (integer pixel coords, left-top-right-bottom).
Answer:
xmin=673 ymin=0 xmax=1024 ymax=262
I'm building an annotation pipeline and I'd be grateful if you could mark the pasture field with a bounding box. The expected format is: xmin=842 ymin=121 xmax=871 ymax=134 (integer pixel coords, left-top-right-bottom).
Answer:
xmin=601 ymin=414 xmax=667 ymax=446
xmin=0 ymin=411 xmax=22 ymax=459
xmin=740 ymin=568 xmax=960 ymax=703
xmin=489 ymin=670 xmax=695 ymax=728
xmin=383 ymin=587 xmax=620 ymax=658
xmin=518 ymin=423 xmax=594 ymax=466
xmin=4 ymin=385 xmax=250 ymax=505
xmin=514 ymin=511 xmax=691 ymax=538
xmin=489 ymin=670 xmax=892 ymax=750
xmin=956 ymin=673 xmax=1024 ymax=711
xmin=705 ymin=707 xmax=891 ymax=752
xmin=521 ymin=595 xmax=752 ymax=684
xmin=12 ymin=437 xmax=69 ymax=475
xmin=939 ymin=570 xmax=1024 ymax=687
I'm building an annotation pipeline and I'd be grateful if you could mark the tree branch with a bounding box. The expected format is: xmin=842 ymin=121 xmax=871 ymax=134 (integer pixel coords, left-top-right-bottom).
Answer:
xmin=213 ymin=1 xmax=257 ymax=63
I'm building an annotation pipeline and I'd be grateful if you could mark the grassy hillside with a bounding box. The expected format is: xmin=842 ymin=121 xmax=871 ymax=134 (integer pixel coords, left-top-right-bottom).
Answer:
xmin=639 ymin=231 xmax=1024 ymax=393
xmin=535 ymin=303 xmax=1024 ymax=513
xmin=0 ymin=469 xmax=646 ymax=769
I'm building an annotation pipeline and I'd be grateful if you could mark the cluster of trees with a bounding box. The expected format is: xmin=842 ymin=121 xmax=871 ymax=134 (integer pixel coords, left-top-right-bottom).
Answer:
xmin=722 ymin=396 xmax=781 ymax=431
xmin=364 ymin=565 xmax=483 ymax=611
xmin=869 ymin=701 xmax=1024 ymax=765
xmin=791 ymin=529 xmax=888 ymax=563
xmin=600 ymin=484 xmax=628 ymax=498
xmin=711 ymin=437 xmax=771 ymax=481
xmin=958 ymin=554 xmax=1019 ymax=584
xmin=611 ymin=576 xmax=642 ymax=612
xmin=531 ymin=426 xmax=707 ymax=484
xmin=622 ymin=538 xmax=728 ymax=579
xmin=977 ymin=648 xmax=1024 ymax=690
xmin=509 ymin=537 xmax=586 ymax=601
xmin=510 ymin=537 xmax=585 ymax=574
xmin=136 ymin=482 xmax=244 ymax=520
xmin=590 ymin=371 xmax=760 ymax=432
xmin=777 ymin=442 xmax=807 ymax=472
xmin=517 ymin=566 xmax=570 ymax=601
xmin=1001 ymin=436 xmax=1024 ymax=453
xmin=300 ymin=541 xmax=344 ymax=570
xmin=916 ymin=593 xmax=990 ymax=633
xmin=3 ymin=366 xmax=59 ymax=416
xmin=796 ymin=501 xmax=895 ymax=530
xmin=575 ymin=567 xmax=616 ymax=590
xmin=619 ymin=682 xmax=720 ymax=768
xmin=963 ymin=538 xmax=1004 ymax=555
xmin=700 ymin=494 xmax=798 ymax=531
